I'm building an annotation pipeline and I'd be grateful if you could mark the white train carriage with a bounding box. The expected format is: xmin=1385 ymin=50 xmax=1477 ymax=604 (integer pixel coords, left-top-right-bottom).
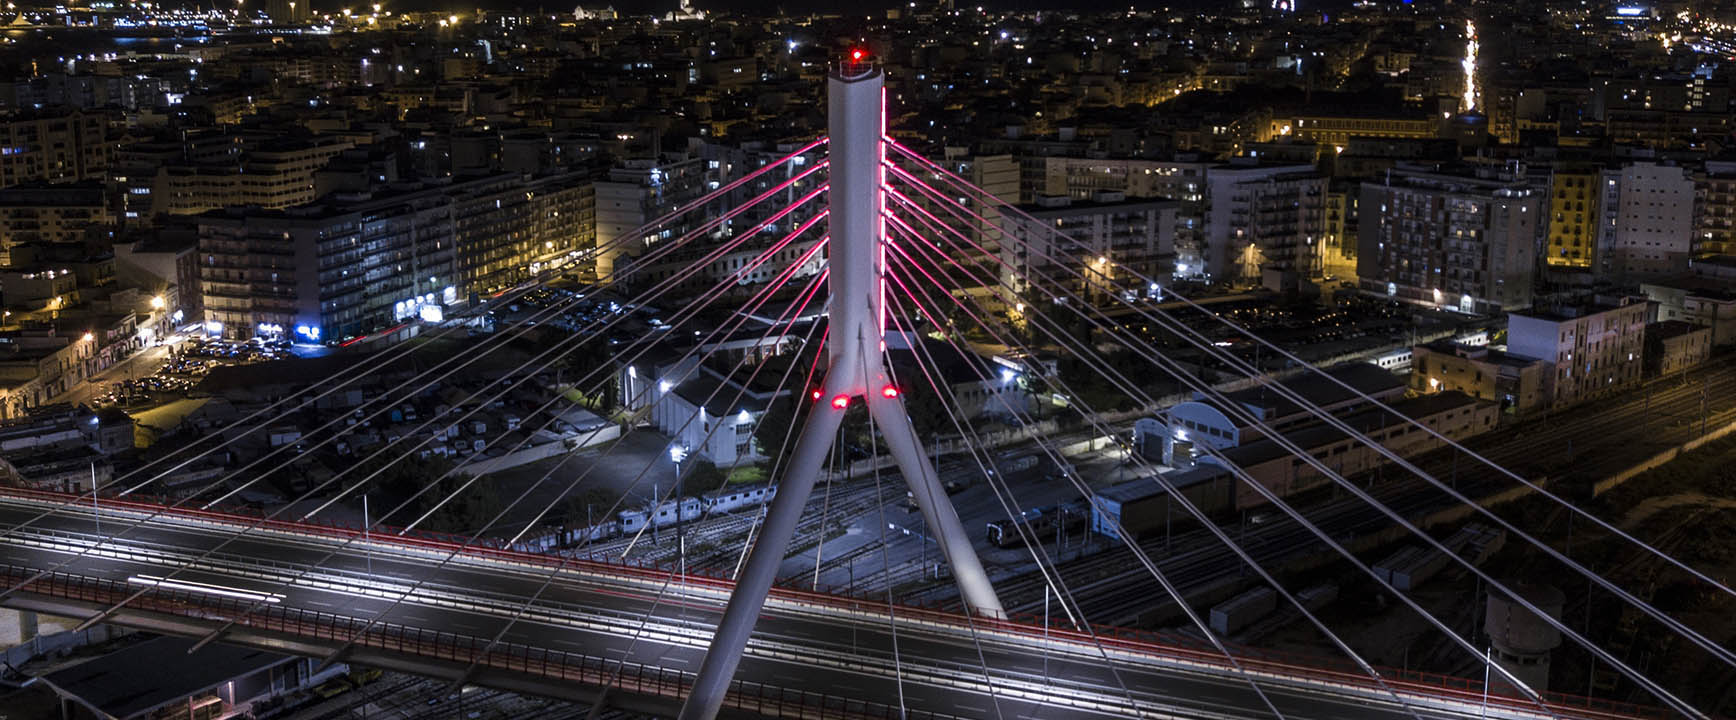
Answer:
xmin=701 ymin=484 xmax=777 ymax=515
xmin=618 ymin=497 xmax=704 ymax=534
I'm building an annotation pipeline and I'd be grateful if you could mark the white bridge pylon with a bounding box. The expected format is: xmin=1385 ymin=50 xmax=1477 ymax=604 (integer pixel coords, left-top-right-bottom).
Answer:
xmin=678 ymin=56 xmax=1004 ymax=720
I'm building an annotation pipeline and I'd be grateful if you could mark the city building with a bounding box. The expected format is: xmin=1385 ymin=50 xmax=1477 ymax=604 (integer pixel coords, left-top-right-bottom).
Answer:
xmin=138 ymin=136 xmax=355 ymax=217
xmin=1319 ymin=182 xmax=1358 ymax=282
xmin=1139 ymin=362 xmax=1405 ymax=467
xmin=639 ymin=354 xmax=789 ymax=467
xmin=1202 ymin=161 xmax=1326 ymax=286
xmin=593 ymin=155 xmax=710 ymax=280
xmin=1506 ymin=296 xmax=1647 ymax=409
xmin=1410 ymin=340 xmax=1548 ymax=416
xmin=114 ymin=227 xmax=201 ymax=330
xmin=1203 ymin=391 xmax=1497 ymax=508
xmin=1596 ymin=162 xmax=1695 ymax=281
xmin=1697 ymin=160 xmax=1736 ymax=258
xmin=1640 ymin=279 xmax=1736 ymax=347
xmin=0 ymin=317 xmax=138 ymax=417
xmin=1029 ymin=155 xmax=1208 ymax=274
xmin=452 ymin=172 xmax=595 ymax=295
xmin=198 ymin=174 xmax=584 ymax=343
xmin=1544 ymin=168 xmax=1600 ymax=269
xmin=997 ymin=192 xmax=1177 ymax=303
xmin=0 ymin=181 xmax=111 ymax=265
xmin=0 ymin=108 xmax=111 ymax=189
xmin=1356 ymin=168 xmax=1541 ymax=313
xmin=1644 ymin=320 xmax=1711 ymax=378
xmin=1290 ymin=112 xmax=1442 ymax=147
xmin=935 ymin=151 xmax=1020 ymax=255
xmin=266 ymin=0 xmax=313 ymax=24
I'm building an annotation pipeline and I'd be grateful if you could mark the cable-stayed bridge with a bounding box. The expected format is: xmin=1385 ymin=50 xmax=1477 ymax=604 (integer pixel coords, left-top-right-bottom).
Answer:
xmin=0 ymin=488 xmax=1658 ymax=720
xmin=0 ymin=54 xmax=1728 ymax=720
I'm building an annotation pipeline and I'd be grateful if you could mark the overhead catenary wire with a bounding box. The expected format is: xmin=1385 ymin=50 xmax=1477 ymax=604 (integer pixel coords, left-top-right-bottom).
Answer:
xmin=885 ymin=165 xmax=1707 ymax=718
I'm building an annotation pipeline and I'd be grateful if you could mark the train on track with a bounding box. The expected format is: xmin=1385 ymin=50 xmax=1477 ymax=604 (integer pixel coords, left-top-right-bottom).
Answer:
xmin=986 ymin=500 xmax=1091 ymax=548
xmin=526 ymin=484 xmax=779 ymax=549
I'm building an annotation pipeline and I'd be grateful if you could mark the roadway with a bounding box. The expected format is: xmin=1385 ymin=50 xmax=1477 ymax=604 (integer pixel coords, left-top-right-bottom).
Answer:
xmin=0 ymin=490 xmax=1632 ymax=720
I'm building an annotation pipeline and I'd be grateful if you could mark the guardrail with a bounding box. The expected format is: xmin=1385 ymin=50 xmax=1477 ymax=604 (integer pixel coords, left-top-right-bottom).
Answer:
xmin=0 ymin=486 xmax=1660 ymax=720
xmin=0 ymin=562 xmax=960 ymax=720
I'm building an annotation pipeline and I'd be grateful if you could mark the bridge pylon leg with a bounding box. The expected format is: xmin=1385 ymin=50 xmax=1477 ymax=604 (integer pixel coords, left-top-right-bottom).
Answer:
xmin=867 ymin=390 xmax=1004 ymax=617
xmin=678 ymin=53 xmax=1001 ymax=720
xmin=677 ymin=387 xmax=844 ymax=720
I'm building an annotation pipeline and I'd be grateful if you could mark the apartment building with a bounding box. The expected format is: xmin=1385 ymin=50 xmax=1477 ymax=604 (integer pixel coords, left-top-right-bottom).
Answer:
xmin=0 ymin=108 xmax=112 ymax=188
xmin=1506 ymin=296 xmax=1647 ymax=408
xmin=1596 ymin=162 xmax=1695 ymax=280
xmin=1357 ymin=168 xmax=1541 ymax=313
xmin=998 ymin=192 xmax=1177 ymax=302
xmin=1202 ymin=162 xmax=1326 ymax=285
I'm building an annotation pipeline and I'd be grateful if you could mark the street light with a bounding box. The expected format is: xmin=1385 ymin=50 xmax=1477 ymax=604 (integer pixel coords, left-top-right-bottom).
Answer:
xmin=149 ymin=296 xmax=165 ymax=310
xmin=81 ymin=332 xmax=94 ymax=342
xmin=670 ymin=444 xmax=689 ymax=575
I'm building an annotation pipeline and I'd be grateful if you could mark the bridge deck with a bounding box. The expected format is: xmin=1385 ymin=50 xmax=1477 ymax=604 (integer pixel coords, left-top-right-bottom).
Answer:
xmin=0 ymin=488 xmax=1658 ymax=720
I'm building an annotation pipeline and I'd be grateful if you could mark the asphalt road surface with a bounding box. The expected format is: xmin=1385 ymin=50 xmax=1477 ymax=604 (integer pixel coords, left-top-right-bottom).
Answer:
xmin=0 ymin=491 xmax=1616 ymax=720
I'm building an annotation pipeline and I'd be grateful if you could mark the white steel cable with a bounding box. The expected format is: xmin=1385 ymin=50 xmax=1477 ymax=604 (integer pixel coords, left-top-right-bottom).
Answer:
xmin=0 ymin=155 xmax=830 ymax=552
xmin=363 ymin=267 xmax=835 ymax=692
xmin=888 ymin=184 xmax=1699 ymax=718
xmin=881 ymin=254 xmax=1290 ymax=720
xmin=893 ymin=161 xmax=1736 ymax=701
xmin=863 ymin=334 xmax=1010 ymax=720
xmin=8 ymin=184 xmax=828 ymax=622
xmin=185 ymin=236 xmax=831 ymax=662
xmin=886 ymin=294 xmax=1145 ymax=714
xmin=886 ymin=219 xmax=1453 ymax=720
xmin=889 ymin=139 xmax=1736 ymax=611
xmin=5 ymin=137 xmax=829 ymax=533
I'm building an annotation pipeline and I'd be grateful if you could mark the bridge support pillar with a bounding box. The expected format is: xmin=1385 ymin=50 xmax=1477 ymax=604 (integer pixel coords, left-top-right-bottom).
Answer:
xmin=678 ymin=54 xmax=1002 ymax=720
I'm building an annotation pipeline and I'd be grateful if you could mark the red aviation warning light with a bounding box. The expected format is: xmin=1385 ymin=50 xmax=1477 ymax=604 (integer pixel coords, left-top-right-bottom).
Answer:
xmin=843 ymin=48 xmax=871 ymax=74
xmin=831 ymin=394 xmax=851 ymax=410
xmin=811 ymin=389 xmax=823 ymax=401
xmin=881 ymin=385 xmax=900 ymax=399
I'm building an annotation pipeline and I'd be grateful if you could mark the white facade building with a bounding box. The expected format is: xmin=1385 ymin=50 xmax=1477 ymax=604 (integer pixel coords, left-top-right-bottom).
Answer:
xmin=1597 ymin=162 xmax=1695 ymax=281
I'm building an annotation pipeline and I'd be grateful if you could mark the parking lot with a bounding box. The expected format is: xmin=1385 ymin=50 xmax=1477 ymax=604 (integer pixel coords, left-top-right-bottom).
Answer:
xmin=93 ymin=336 xmax=296 ymax=410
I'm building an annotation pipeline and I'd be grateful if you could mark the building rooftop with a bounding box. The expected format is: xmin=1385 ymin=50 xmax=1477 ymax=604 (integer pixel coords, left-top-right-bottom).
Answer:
xmin=1210 ymin=361 xmax=1405 ymax=424
xmin=1217 ymin=391 xmax=1484 ymax=468
xmin=1096 ymin=464 xmax=1229 ymax=505
xmin=1648 ymin=319 xmax=1708 ymax=340
xmin=44 ymin=635 xmax=295 ymax=719
xmin=1418 ymin=340 xmax=1542 ymax=368
xmin=1513 ymin=295 xmax=1643 ymax=323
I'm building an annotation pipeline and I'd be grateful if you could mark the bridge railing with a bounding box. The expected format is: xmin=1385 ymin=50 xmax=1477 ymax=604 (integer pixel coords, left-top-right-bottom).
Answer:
xmin=0 ymin=562 xmax=962 ymax=720
xmin=0 ymin=487 xmax=1659 ymax=720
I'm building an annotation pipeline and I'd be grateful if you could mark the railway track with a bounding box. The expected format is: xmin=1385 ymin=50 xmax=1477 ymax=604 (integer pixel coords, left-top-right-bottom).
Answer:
xmin=953 ymin=359 xmax=1736 ymax=627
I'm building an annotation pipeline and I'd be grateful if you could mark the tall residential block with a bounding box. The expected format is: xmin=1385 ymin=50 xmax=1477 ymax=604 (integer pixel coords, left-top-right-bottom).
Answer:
xmin=1357 ymin=168 xmax=1540 ymax=313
